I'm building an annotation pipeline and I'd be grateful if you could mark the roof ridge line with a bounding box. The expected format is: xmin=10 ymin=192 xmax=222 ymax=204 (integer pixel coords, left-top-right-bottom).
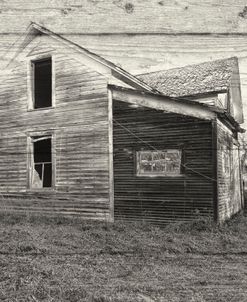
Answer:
xmin=137 ymin=56 xmax=238 ymax=76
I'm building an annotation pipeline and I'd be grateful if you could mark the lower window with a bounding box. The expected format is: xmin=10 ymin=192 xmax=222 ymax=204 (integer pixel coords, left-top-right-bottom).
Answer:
xmin=136 ymin=150 xmax=182 ymax=176
xmin=30 ymin=136 xmax=52 ymax=188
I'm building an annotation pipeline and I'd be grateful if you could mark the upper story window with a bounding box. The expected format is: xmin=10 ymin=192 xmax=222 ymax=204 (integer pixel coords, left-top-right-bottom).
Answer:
xmin=31 ymin=57 xmax=52 ymax=109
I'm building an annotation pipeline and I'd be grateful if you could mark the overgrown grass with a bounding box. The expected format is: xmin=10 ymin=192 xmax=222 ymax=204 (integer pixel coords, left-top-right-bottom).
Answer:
xmin=1 ymin=212 xmax=247 ymax=301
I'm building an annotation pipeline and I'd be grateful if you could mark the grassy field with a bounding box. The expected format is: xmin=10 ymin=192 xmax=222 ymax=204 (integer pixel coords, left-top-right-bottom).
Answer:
xmin=1 ymin=213 xmax=247 ymax=301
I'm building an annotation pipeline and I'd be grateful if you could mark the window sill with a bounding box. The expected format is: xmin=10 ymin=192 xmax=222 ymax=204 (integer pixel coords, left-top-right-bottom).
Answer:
xmin=27 ymin=106 xmax=55 ymax=112
xmin=26 ymin=187 xmax=56 ymax=193
xmin=136 ymin=174 xmax=185 ymax=178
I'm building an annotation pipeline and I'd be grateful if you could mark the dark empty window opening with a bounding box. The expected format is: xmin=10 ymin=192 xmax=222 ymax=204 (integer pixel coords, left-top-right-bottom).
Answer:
xmin=31 ymin=136 xmax=52 ymax=188
xmin=32 ymin=58 xmax=52 ymax=109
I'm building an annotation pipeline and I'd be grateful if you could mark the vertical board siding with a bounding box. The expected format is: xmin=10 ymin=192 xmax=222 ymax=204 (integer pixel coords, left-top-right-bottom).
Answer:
xmin=113 ymin=100 xmax=214 ymax=225
xmin=217 ymin=120 xmax=243 ymax=222
xmin=0 ymin=35 xmax=111 ymax=220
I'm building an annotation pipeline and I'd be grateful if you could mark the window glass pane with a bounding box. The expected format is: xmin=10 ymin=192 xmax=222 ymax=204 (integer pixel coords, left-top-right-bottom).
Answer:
xmin=159 ymin=152 xmax=166 ymax=160
xmin=140 ymin=159 xmax=152 ymax=173
xmin=153 ymin=151 xmax=162 ymax=160
xmin=141 ymin=152 xmax=152 ymax=161
xmin=166 ymin=150 xmax=181 ymax=174
xmin=34 ymin=164 xmax=43 ymax=181
xmin=32 ymin=164 xmax=43 ymax=188
xmin=153 ymin=159 xmax=165 ymax=172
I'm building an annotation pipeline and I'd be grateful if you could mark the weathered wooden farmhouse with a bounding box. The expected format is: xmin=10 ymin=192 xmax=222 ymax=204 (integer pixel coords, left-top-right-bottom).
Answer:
xmin=0 ymin=23 xmax=244 ymax=224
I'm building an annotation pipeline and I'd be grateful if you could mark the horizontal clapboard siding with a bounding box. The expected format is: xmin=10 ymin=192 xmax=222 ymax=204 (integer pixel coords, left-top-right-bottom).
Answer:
xmin=0 ymin=36 xmax=111 ymax=220
xmin=113 ymin=100 xmax=214 ymax=224
xmin=217 ymin=120 xmax=242 ymax=222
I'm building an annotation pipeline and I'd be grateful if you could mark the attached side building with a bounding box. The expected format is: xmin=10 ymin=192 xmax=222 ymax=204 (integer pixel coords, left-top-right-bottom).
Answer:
xmin=111 ymin=85 xmax=244 ymax=224
xmin=0 ymin=23 xmax=244 ymax=224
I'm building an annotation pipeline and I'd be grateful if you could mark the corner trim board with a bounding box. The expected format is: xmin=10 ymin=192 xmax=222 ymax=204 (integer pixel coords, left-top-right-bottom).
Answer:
xmin=108 ymin=88 xmax=114 ymax=222
xmin=212 ymin=119 xmax=219 ymax=222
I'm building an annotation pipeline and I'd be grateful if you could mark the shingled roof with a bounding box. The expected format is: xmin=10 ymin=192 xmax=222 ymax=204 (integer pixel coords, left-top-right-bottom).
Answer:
xmin=137 ymin=57 xmax=238 ymax=97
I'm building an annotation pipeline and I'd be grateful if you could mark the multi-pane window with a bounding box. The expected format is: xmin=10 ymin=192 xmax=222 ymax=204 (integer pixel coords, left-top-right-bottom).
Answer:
xmin=31 ymin=57 xmax=52 ymax=109
xmin=136 ymin=150 xmax=182 ymax=176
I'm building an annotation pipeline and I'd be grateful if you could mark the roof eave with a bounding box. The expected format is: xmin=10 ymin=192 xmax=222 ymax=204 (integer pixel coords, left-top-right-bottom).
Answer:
xmin=109 ymin=84 xmax=218 ymax=120
xmin=218 ymin=111 xmax=245 ymax=133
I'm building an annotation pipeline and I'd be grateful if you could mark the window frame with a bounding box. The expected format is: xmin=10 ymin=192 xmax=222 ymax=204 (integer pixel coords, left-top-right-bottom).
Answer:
xmin=27 ymin=54 xmax=55 ymax=111
xmin=27 ymin=131 xmax=56 ymax=191
xmin=222 ymin=144 xmax=232 ymax=179
xmin=136 ymin=149 xmax=183 ymax=177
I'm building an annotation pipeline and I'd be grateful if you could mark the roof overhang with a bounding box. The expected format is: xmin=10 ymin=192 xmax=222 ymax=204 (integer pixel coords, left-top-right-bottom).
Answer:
xmin=218 ymin=112 xmax=245 ymax=133
xmin=109 ymin=85 xmax=218 ymax=121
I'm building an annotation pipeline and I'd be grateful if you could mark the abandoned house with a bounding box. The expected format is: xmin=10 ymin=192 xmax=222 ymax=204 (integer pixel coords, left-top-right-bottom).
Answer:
xmin=0 ymin=22 xmax=244 ymax=224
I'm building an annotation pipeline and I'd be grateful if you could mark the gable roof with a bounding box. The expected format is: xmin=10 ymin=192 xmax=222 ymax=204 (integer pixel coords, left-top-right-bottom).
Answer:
xmin=3 ymin=23 xmax=243 ymax=125
xmin=137 ymin=57 xmax=238 ymax=97
xmin=5 ymin=22 xmax=155 ymax=93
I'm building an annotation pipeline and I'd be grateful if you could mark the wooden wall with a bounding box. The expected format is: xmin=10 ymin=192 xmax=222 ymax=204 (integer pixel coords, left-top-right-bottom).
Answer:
xmin=217 ymin=120 xmax=243 ymax=222
xmin=113 ymin=100 xmax=214 ymax=224
xmin=0 ymin=34 xmax=112 ymax=220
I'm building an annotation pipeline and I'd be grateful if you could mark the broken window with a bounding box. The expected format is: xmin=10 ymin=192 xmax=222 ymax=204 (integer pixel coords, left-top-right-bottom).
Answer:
xmin=136 ymin=150 xmax=182 ymax=176
xmin=32 ymin=57 xmax=52 ymax=109
xmin=31 ymin=136 xmax=52 ymax=188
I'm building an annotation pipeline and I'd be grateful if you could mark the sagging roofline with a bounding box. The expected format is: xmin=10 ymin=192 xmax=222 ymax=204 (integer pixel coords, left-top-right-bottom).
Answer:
xmin=109 ymin=85 xmax=245 ymax=133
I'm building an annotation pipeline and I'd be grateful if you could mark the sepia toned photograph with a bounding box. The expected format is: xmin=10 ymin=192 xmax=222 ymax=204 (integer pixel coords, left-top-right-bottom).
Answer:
xmin=0 ymin=1 xmax=247 ymax=301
